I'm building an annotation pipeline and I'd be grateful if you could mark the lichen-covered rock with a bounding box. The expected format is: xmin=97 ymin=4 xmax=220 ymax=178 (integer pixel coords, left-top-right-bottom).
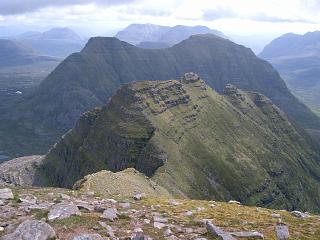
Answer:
xmin=1 ymin=220 xmax=56 ymax=240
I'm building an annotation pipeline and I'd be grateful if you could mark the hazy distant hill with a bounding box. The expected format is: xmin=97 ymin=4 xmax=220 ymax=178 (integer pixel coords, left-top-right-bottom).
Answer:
xmin=260 ymin=31 xmax=320 ymax=116
xmin=2 ymin=34 xmax=319 ymax=158
xmin=15 ymin=27 xmax=85 ymax=57
xmin=0 ymin=39 xmax=56 ymax=67
xmin=115 ymin=24 xmax=226 ymax=47
xmin=136 ymin=41 xmax=170 ymax=49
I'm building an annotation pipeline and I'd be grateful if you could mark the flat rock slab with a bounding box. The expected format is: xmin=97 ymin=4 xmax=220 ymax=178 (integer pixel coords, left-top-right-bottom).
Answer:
xmin=0 ymin=188 xmax=14 ymax=200
xmin=48 ymin=202 xmax=81 ymax=221
xmin=73 ymin=234 xmax=104 ymax=240
xmin=1 ymin=220 xmax=56 ymax=240
xmin=231 ymin=231 xmax=264 ymax=239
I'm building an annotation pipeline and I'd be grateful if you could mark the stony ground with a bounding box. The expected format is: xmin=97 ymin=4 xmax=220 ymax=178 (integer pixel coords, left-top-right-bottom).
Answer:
xmin=0 ymin=185 xmax=320 ymax=240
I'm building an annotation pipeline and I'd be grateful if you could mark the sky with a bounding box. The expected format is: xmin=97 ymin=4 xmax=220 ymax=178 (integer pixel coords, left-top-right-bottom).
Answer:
xmin=0 ymin=0 xmax=319 ymax=38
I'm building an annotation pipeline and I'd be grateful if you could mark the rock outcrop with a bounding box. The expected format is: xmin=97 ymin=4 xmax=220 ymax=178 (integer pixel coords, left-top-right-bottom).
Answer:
xmin=0 ymin=156 xmax=44 ymax=186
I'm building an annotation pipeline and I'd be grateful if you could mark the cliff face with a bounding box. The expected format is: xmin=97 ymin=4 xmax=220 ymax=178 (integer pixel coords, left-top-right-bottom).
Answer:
xmin=6 ymin=34 xmax=320 ymax=157
xmin=37 ymin=73 xmax=320 ymax=212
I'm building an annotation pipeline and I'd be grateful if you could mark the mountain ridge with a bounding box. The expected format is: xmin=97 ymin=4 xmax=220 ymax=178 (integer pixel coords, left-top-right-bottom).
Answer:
xmin=2 ymin=34 xmax=320 ymax=158
xmin=19 ymin=73 xmax=320 ymax=213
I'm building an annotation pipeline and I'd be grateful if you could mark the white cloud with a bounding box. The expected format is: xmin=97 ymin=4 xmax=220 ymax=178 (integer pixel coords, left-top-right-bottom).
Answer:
xmin=0 ymin=0 xmax=319 ymax=36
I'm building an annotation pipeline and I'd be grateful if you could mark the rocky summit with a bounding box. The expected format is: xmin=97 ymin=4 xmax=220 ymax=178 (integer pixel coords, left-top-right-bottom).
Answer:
xmin=3 ymin=73 xmax=319 ymax=213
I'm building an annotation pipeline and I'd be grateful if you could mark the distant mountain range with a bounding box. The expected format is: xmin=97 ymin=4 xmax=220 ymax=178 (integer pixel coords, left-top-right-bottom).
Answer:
xmin=10 ymin=27 xmax=85 ymax=58
xmin=260 ymin=31 xmax=320 ymax=117
xmin=115 ymin=24 xmax=226 ymax=48
xmin=2 ymin=34 xmax=319 ymax=158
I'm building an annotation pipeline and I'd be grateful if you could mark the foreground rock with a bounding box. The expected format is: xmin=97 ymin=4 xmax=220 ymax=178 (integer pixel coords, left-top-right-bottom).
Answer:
xmin=1 ymin=220 xmax=56 ymax=240
xmin=48 ymin=202 xmax=81 ymax=221
xmin=0 ymin=188 xmax=13 ymax=200
xmin=0 ymin=156 xmax=44 ymax=186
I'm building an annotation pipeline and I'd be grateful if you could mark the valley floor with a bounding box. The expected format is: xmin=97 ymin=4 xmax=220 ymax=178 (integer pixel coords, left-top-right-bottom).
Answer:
xmin=0 ymin=185 xmax=319 ymax=239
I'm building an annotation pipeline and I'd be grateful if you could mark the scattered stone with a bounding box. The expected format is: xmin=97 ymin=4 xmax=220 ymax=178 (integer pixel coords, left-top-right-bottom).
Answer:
xmin=1 ymin=220 xmax=56 ymax=240
xmin=0 ymin=199 xmax=4 ymax=206
xmin=28 ymin=203 xmax=53 ymax=210
xmin=154 ymin=222 xmax=166 ymax=229
xmin=98 ymin=221 xmax=115 ymax=237
xmin=19 ymin=194 xmax=37 ymax=205
xmin=0 ymin=188 xmax=14 ymax=200
xmin=106 ymin=198 xmax=118 ymax=204
xmin=119 ymin=202 xmax=131 ymax=209
xmin=231 ymin=231 xmax=264 ymax=239
xmin=73 ymin=234 xmax=104 ymax=240
xmin=206 ymin=221 xmax=263 ymax=240
xmin=0 ymin=226 xmax=4 ymax=232
xmin=48 ymin=202 xmax=81 ymax=221
xmin=101 ymin=208 xmax=118 ymax=221
xmin=164 ymin=228 xmax=173 ymax=236
xmin=76 ymin=203 xmax=94 ymax=212
xmin=291 ymin=211 xmax=309 ymax=218
xmin=133 ymin=193 xmax=145 ymax=201
xmin=144 ymin=219 xmax=151 ymax=224
xmin=275 ymin=224 xmax=290 ymax=240
xmin=228 ymin=200 xmax=241 ymax=205
xmin=271 ymin=213 xmax=281 ymax=218
xmin=131 ymin=233 xmax=150 ymax=240
xmin=154 ymin=216 xmax=168 ymax=223
xmin=185 ymin=211 xmax=193 ymax=217
xmin=60 ymin=193 xmax=71 ymax=200
xmin=168 ymin=199 xmax=181 ymax=206
xmin=196 ymin=207 xmax=206 ymax=212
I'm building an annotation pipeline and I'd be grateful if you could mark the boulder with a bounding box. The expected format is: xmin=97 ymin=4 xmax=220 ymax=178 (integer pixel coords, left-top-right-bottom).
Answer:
xmin=100 ymin=208 xmax=118 ymax=221
xmin=48 ymin=202 xmax=81 ymax=221
xmin=291 ymin=211 xmax=309 ymax=218
xmin=0 ymin=188 xmax=14 ymax=200
xmin=1 ymin=220 xmax=56 ymax=240
xmin=275 ymin=224 xmax=290 ymax=240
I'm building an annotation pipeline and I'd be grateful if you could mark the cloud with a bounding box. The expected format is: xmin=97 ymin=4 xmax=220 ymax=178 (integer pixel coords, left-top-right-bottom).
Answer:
xmin=202 ymin=8 xmax=236 ymax=21
xmin=202 ymin=8 xmax=313 ymax=23
xmin=251 ymin=13 xmax=312 ymax=23
xmin=0 ymin=0 xmax=138 ymax=15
